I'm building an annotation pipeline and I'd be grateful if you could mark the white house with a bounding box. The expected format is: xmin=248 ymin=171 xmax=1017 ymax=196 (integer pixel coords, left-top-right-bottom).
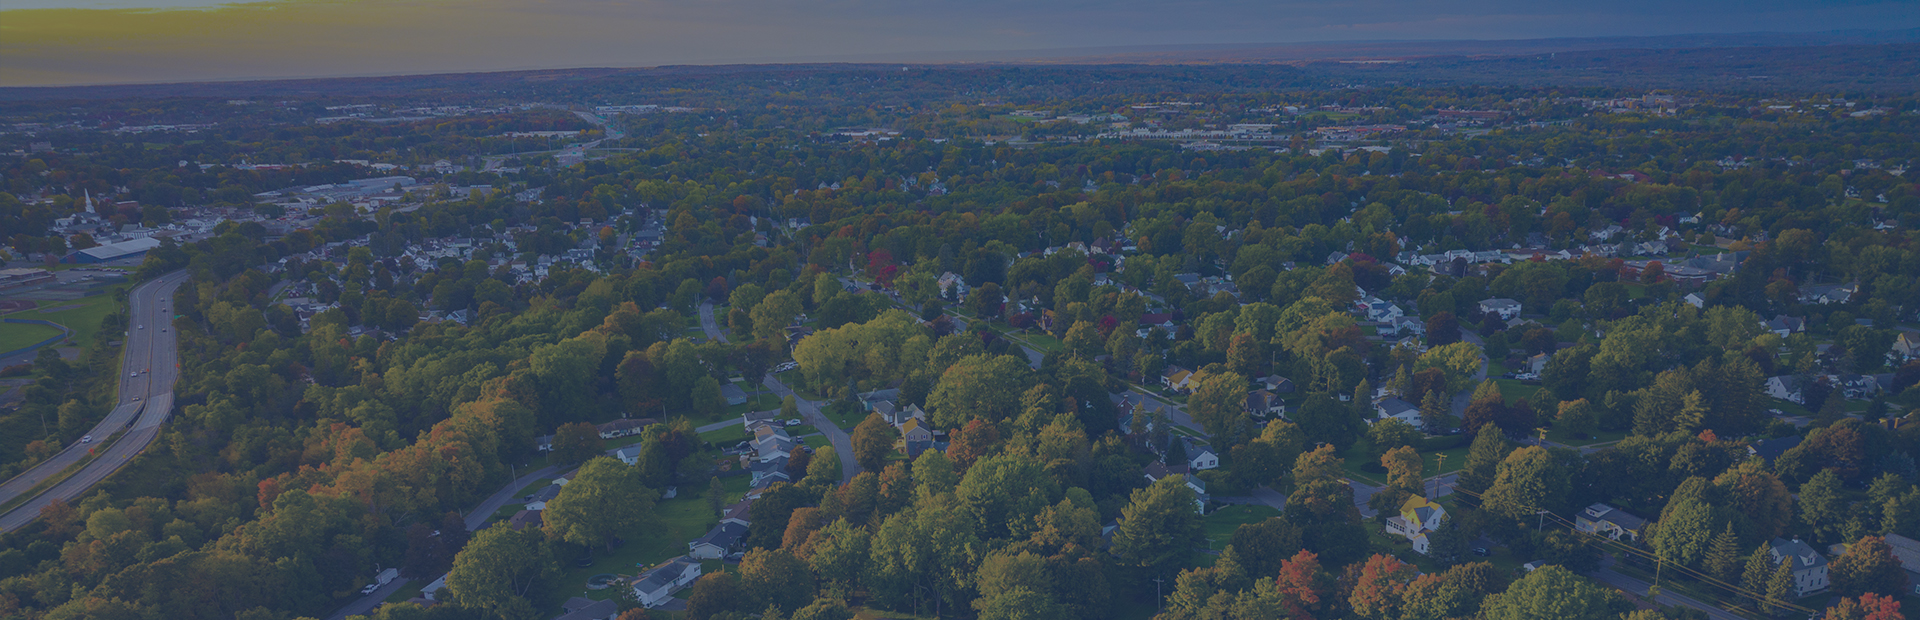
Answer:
xmin=1574 ymin=503 xmax=1648 ymax=541
xmin=615 ymin=445 xmax=644 ymax=466
xmin=1181 ymin=438 xmax=1219 ymax=470
xmin=632 ymin=557 xmax=703 ymax=608
xmin=1768 ymin=538 xmax=1830 ymax=597
xmin=1373 ymin=397 xmax=1423 ymax=429
xmin=1766 ymin=376 xmax=1805 ymax=404
xmin=1478 ymin=298 xmax=1523 ymax=320
xmin=687 ymin=521 xmax=747 ymax=559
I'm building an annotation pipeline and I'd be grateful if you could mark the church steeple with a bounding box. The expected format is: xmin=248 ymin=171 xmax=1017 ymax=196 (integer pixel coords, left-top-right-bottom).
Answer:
xmin=84 ymin=189 xmax=95 ymax=214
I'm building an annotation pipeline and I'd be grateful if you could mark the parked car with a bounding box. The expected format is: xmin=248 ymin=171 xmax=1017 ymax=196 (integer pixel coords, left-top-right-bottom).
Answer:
xmin=785 ymin=419 xmax=802 ymax=427
xmin=1473 ymin=547 xmax=1492 ymax=557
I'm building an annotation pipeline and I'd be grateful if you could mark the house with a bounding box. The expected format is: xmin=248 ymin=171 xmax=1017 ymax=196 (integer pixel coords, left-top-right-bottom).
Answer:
xmin=1574 ymin=503 xmax=1648 ymax=541
xmin=1767 ymin=538 xmax=1830 ymax=597
xmin=524 ymin=482 xmax=563 ymax=511
xmin=534 ymin=434 xmax=554 ymax=452
xmin=631 ymin=557 xmax=703 ymax=608
xmin=1142 ymin=462 xmax=1208 ymax=513
xmin=1836 ymin=374 xmax=1880 ymax=399
xmin=748 ymin=456 xmax=791 ymax=487
xmin=1181 ymin=437 xmax=1219 ymax=470
xmin=1478 ymin=298 xmax=1523 ymax=320
xmin=721 ymin=500 xmax=752 ymax=527
xmin=1373 ymin=397 xmax=1422 ymax=429
xmin=1878 ymin=534 xmax=1920 ymax=595
xmin=420 ymin=574 xmax=449 ymax=601
xmin=615 ymin=445 xmax=644 ymax=466
xmin=1896 ymin=333 xmax=1920 ymax=360
xmin=753 ymin=426 xmax=797 ymax=462
xmin=720 ymin=383 xmax=750 ymax=407
xmin=1260 ymin=375 xmax=1296 ymax=394
xmin=1765 ymin=376 xmax=1805 ymax=404
xmin=595 ymin=418 xmax=653 ymax=439
xmin=1684 ymin=293 xmax=1706 ymax=309
xmin=1799 ymin=283 xmax=1859 ymax=305
xmin=742 ymin=409 xmax=780 ymax=430
xmin=1763 ymin=315 xmax=1806 ymax=337
xmin=1161 ymin=366 xmax=1195 ymax=393
xmin=1748 ymin=436 xmax=1803 ymax=465
xmin=688 ymin=521 xmax=748 ymax=559
xmin=899 ymin=418 xmax=935 ymax=457
xmin=508 ymin=509 xmax=543 ymax=531
xmin=1245 ymin=389 xmax=1285 ymax=418
xmin=1526 ymin=353 xmax=1550 ymax=375
xmin=1385 ymin=316 xmax=1426 ymax=337
xmin=937 ymin=272 xmax=968 ymax=298
xmin=1384 ymin=496 xmax=1447 ymax=554
xmin=554 ymin=596 xmax=619 ymax=620
xmin=886 ymin=403 xmax=928 ymax=428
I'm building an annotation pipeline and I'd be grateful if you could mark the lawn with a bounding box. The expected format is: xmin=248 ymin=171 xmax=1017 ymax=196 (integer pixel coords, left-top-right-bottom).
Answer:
xmin=699 ymin=425 xmax=750 ymax=446
xmin=0 ymin=322 xmax=62 ymax=353
xmin=2 ymin=285 xmax=127 ymax=348
xmin=557 ymin=489 xmax=725 ymax=604
xmin=1548 ymin=427 xmax=1627 ymax=447
xmin=482 ymin=477 xmax=558 ymax=525
xmin=1202 ymin=504 xmax=1280 ymax=551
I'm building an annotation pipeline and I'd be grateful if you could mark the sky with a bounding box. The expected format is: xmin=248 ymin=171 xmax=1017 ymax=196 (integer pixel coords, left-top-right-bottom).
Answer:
xmin=1 ymin=0 xmax=1916 ymax=86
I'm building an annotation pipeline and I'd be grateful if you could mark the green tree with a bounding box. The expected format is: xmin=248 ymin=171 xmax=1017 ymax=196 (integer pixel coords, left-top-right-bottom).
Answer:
xmin=1479 ymin=565 xmax=1623 ymax=620
xmin=1741 ymin=544 xmax=1778 ymax=610
xmin=1188 ymin=369 xmax=1248 ymax=440
xmin=1800 ymin=469 xmax=1848 ymax=543
xmin=1062 ymin=320 xmax=1102 ymax=360
xmin=1113 ymin=475 xmax=1203 ymax=573
xmin=685 ymin=571 xmax=745 ymax=620
xmin=739 ymin=548 xmax=815 ymax=613
xmin=1481 ymin=447 xmax=1574 ymax=521
xmin=926 ymin=354 xmax=1030 ymax=427
xmin=1766 ymin=557 xmax=1797 ymax=610
xmin=445 ymin=526 xmax=558 ymax=620
xmin=851 ymin=413 xmax=900 ymax=474
xmin=691 ymin=376 xmax=725 ymax=415
xmin=807 ymin=518 xmax=869 ymax=594
xmin=549 ymin=421 xmax=604 ymax=466
xmin=1703 ymin=523 xmax=1745 ymax=583
xmin=1458 ymin=424 xmax=1510 ymax=494
xmin=789 ymin=598 xmax=854 ymax=620
xmin=544 ymin=456 xmax=657 ymax=551
xmin=1651 ymin=477 xmax=1718 ymax=568
xmin=752 ymin=290 xmax=803 ymax=343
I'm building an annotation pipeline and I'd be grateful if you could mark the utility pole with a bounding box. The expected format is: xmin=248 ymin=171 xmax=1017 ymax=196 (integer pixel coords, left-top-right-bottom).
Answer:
xmin=1432 ymin=453 xmax=1447 ymax=498
xmin=1152 ymin=575 xmax=1166 ymax=611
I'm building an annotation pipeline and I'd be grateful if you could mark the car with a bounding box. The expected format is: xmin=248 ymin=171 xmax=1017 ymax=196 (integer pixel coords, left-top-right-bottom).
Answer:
xmin=138 ymin=325 xmax=144 ymax=330
xmin=81 ymin=435 xmax=92 ymax=443
xmin=130 ymin=372 xmax=138 ymax=378
xmin=785 ymin=419 xmax=802 ymax=427
xmin=360 ymin=584 xmax=379 ymax=595
xmin=132 ymin=396 xmax=142 ymax=401
xmin=1473 ymin=547 xmax=1492 ymax=557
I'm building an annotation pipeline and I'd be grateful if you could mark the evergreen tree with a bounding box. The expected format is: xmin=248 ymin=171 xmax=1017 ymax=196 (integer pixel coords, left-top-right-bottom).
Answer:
xmin=1741 ymin=544 xmax=1777 ymax=610
xmin=1459 ymin=424 xmax=1509 ymax=494
xmin=1421 ymin=389 xmax=1451 ymax=434
xmin=1766 ymin=557 xmax=1798 ymax=611
xmin=1704 ymin=523 xmax=1744 ymax=583
xmin=1427 ymin=514 xmax=1471 ymax=567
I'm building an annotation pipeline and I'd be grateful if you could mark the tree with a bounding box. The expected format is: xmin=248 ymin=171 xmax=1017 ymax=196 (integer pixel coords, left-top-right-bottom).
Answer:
xmin=1832 ymin=536 xmax=1908 ymax=597
xmin=752 ymin=290 xmax=802 ymax=343
xmin=1426 ymin=312 xmax=1461 ymax=346
xmin=1348 ymin=554 xmax=1417 ymax=620
xmin=926 ymin=354 xmax=1030 ymax=427
xmin=808 ymin=518 xmax=869 ymax=594
xmin=1458 ymin=424 xmax=1510 ymax=494
xmin=1481 ymin=447 xmax=1574 ymax=521
xmin=851 ymin=413 xmax=900 ymax=474
xmin=1274 ymin=549 xmax=1332 ymax=620
xmin=1369 ymin=420 xmax=1422 ymax=457
xmin=1767 ymin=556 xmax=1798 ymax=610
xmin=1801 ymin=469 xmax=1848 ymax=543
xmin=1704 ymin=523 xmax=1745 ymax=583
xmin=550 ymin=422 xmax=604 ymax=465
xmin=1427 ymin=515 xmax=1472 ymax=568
xmin=790 ymin=598 xmax=855 ymax=620
xmin=707 ymin=476 xmax=727 ymax=518
xmin=544 ymin=457 xmax=656 ymax=552
xmin=1823 ymin=593 xmax=1904 ymax=620
xmin=1651 ymin=477 xmax=1718 ymax=568
xmin=1555 ymin=399 xmax=1596 ymax=439
xmin=1479 ymin=565 xmax=1622 ymax=620
xmin=739 ymin=548 xmax=815 ymax=613
xmin=445 ymin=525 xmax=558 ymax=620
xmin=1188 ymin=369 xmax=1248 ymax=440
xmin=685 ymin=571 xmax=745 ymax=620
xmin=1062 ymin=320 xmax=1102 ymax=360
xmin=1420 ymin=389 xmax=1452 ymax=434
xmin=1743 ymin=544 xmax=1780 ymax=611
xmin=1112 ymin=475 xmax=1203 ymax=573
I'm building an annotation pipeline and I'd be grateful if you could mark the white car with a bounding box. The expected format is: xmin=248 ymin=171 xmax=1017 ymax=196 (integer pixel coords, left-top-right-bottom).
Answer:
xmin=360 ymin=584 xmax=379 ymax=595
xmin=130 ymin=372 xmax=138 ymax=378
xmin=81 ymin=435 xmax=92 ymax=443
xmin=138 ymin=325 xmax=144 ymax=330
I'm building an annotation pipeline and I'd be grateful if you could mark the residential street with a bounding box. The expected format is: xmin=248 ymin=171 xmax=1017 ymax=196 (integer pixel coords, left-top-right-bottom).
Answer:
xmin=1587 ymin=556 xmax=1748 ymax=620
xmin=699 ymin=302 xmax=858 ymax=484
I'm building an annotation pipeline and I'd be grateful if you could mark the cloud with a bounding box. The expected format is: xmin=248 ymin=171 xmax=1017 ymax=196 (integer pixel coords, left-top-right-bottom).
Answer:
xmin=1 ymin=0 xmax=1914 ymax=86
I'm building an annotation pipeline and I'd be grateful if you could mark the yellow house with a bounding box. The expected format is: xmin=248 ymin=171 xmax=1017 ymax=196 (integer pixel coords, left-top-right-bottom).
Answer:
xmin=1384 ymin=495 xmax=1446 ymax=555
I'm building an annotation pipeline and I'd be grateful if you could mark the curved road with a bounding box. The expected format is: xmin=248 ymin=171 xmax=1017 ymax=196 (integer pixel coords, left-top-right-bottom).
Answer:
xmin=699 ymin=301 xmax=858 ymax=484
xmin=0 ymin=271 xmax=190 ymax=532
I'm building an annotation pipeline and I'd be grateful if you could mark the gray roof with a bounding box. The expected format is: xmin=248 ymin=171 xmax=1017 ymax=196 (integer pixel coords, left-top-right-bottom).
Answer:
xmin=691 ymin=521 xmax=747 ymax=550
xmin=554 ymin=597 xmax=618 ymax=620
xmin=1580 ymin=503 xmax=1647 ymax=531
xmin=1770 ymin=538 xmax=1828 ymax=570
xmin=634 ymin=557 xmax=698 ymax=593
xmin=1377 ymin=397 xmax=1418 ymax=417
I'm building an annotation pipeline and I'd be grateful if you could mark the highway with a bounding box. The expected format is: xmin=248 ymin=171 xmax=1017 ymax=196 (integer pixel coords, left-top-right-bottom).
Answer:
xmin=0 ymin=271 xmax=190 ymax=532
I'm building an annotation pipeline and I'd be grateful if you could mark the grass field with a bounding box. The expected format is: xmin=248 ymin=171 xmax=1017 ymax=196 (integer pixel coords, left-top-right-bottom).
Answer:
xmin=0 ymin=322 xmax=62 ymax=353
xmin=1202 ymin=504 xmax=1280 ymax=551
xmin=559 ymin=487 xmax=726 ymax=604
xmin=1 ymin=285 xmax=127 ymax=348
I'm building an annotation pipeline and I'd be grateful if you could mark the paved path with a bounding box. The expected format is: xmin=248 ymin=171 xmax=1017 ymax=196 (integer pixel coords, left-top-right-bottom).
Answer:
xmin=1587 ymin=556 xmax=1747 ymax=620
xmin=0 ymin=271 xmax=190 ymax=532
